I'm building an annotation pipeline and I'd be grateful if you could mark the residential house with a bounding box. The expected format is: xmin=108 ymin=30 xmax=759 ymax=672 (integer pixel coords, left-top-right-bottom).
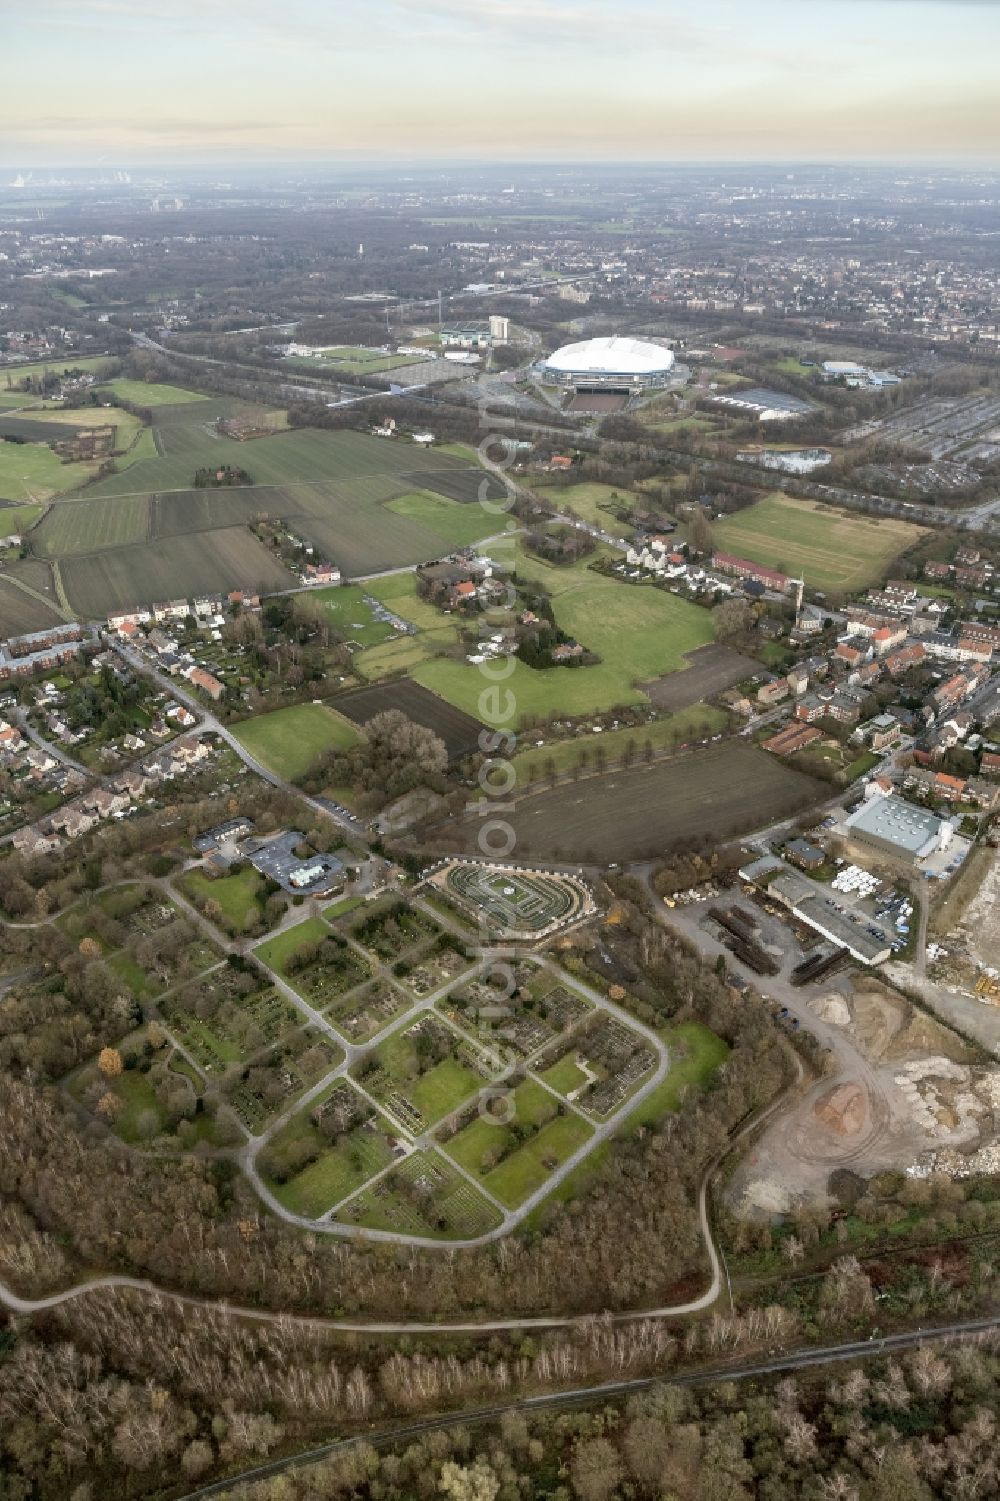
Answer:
xmin=758 ymin=678 xmax=790 ymax=706
xmin=885 ymin=642 xmax=926 ymax=677
xmin=185 ymin=666 xmax=224 ymax=702
xmin=834 ymin=641 xmax=870 ymax=670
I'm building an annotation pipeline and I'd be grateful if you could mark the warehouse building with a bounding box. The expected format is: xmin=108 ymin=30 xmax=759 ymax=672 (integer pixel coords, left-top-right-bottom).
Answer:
xmin=843 ymin=794 xmax=954 ymax=867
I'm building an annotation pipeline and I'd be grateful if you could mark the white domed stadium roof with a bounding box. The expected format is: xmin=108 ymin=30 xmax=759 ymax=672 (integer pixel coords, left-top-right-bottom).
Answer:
xmin=543 ymin=335 xmax=675 ymax=376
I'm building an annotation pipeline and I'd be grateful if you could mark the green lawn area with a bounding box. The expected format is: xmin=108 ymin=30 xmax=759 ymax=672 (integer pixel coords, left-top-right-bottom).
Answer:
xmin=509 ymin=704 xmax=729 ymax=784
xmin=364 ymin=571 xmax=461 ymax=634
xmin=177 ymin=866 xmax=265 ymax=933
xmin=262 ymin=1083 xmax=396 ymax=1217
xmin=645 ymin=414 xmax=718 ymax=435
xmin=0 ymin=439 xmax=99 ymax=503
xmin=524 ymin=1022 xmax=728 ymax=1226
xmin=96 ymin=379 xmax=210 ymax=407
xmin=442 ymin=1077 xmax=594 ymax=1207
xmin=107 ymin=951 xmax=158 ymax=999
xmin=307 ymin=582 xmax=398 ymax=648
xmin=386 ymin=490 xmax=501 ymax=548
xmin=0 ymin=502 xmax=42 ymax=536
xmin=406 ymin=1055 xmax=483 ymax=1125
xmin=713 ymin=493 xmax=926 ymax=594
xmin=532 ymin=482 xmax=642 ymax=537
xmin=109 ymin=1067 xmax=167 ymax=1141
xmin=628 ymin=1022 xmax=730 ymax=1127
xmin=540 ymin=1051 xmax=590 ymax=1096
xmin=231 ymin=702 xmax=361 ymax=781
xmin=323 ymin=895 xmax=367 ymax=922
xmin=270 ymin=1127 xmax=394 ymax=1217
xmin=254 ymin=915 xmax=330 ymax=975
xmin=412 ymin=549 xmax=713 ymax=727
xmin=444 ymin=1079 xmax=555 ymax=1174
xmin=369 ymin=1024 xmax=484 ymax=1126
xmin=483 ymin=1111 xmax=593 ymax=1208
xmin=355 ymin=635 xmax=439 ymax=681
xmin=335 ymin=1147 xmax=504 ymax=1239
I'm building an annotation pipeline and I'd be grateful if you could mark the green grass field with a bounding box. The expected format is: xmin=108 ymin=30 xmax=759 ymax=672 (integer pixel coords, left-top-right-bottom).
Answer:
xmin=97 ymin=379 xmax=210 ymax=407
xmin=524 ymin=1022 xmax=728 ymax=1225
xmin=335 ymin=1147 xmax=503 ymax=1239
xmin=629 ymin=1022 xmax=730 ymax=1127
xmin=307 ymin=583 xmax=398 ymax=648
xmin=254 ymin=915 xmax=330 ymax=975
xmin=713 ymin=493 xmax=926 ymax=593
xmin=177 ymin=866 xmax=265 ymax=933
xmin=532 ymin=482 xmax=642 ymax=537
xmin=355 ymin=636 xmax=443 ymax=680
xmin=0 ymin=503 xmax=42 ymax=536
xmin=369 ymin=1022 xmax=484 ymax=1126
xmin=412 ymin=549 xmax=713 ymax=727
xmin=363 ymin=571 xmax=460 ymax=634
xmin=386 ymin=489 xmax=506 ymax=548
xmin=284 ymin=347 xmax=427 ymax=377
xmin=0 ymin=439 xmax=99 ymax=503
xmin=230 ymin=703 xmax=361 ymax=781
xmin=442 ymin=1077 xmax=592 ymax=1207
xmin=262 ymin=1081 xmax=395 ymax=1217
xmin=483 ymin=1111 xmax=593 ymax=1207
xmin=541 ymin=1051 xmax=590 ymax=1096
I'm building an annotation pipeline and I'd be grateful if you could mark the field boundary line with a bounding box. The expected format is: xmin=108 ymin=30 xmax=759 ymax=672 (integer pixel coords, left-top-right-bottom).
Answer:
xmin=2 ymin=566 xmax=72 ymax=623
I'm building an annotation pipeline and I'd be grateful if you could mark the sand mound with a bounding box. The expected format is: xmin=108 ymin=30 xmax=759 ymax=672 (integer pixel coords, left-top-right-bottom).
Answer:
xmin=850 ymin=990 xmax=905 ymax=1060
xmin=813 ymin=994 xmax=851 ymax=1026
xmin=814 ymin=1081 xmax=866 ymax=1138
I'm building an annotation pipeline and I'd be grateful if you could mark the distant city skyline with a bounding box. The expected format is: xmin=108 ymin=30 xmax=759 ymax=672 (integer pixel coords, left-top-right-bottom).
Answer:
xmin=4 ymin=0 xmax=999 ymax=167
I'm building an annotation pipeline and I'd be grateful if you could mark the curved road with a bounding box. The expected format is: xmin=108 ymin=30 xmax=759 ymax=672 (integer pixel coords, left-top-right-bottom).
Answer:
xmin=0 ymin=1058 xmax=802 ymax=1332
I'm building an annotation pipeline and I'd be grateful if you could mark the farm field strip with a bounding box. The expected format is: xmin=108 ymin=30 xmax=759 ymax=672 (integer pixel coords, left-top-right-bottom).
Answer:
xmin=58 ymin=526 xmax=296 ymax=617
xmin=34 ymin=493 xmax=152 ymax=556
xmin=432 ymin=742 xmax=827 ymax=863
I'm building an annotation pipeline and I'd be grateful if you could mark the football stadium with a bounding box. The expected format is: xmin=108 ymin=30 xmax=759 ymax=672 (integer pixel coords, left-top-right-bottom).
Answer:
xmin=536 ymin=335 xmax=676 ymax=392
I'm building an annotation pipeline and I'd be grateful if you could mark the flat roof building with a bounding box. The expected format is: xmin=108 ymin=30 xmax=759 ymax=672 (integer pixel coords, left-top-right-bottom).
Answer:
xmin=844 ymin=794 xmax=953 ymax=866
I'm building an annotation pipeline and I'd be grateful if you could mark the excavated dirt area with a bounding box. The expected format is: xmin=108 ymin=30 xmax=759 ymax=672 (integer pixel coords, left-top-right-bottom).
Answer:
xmin=956 ymin=849 xmax=1000 ymax=971
xmin=728 ymin=977 xmax=1000 ymax=1219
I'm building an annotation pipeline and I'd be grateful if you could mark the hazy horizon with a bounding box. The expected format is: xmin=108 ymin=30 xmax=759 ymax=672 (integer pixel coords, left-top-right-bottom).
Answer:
xmin=6 ymin=0 xmax=1000 ymax=167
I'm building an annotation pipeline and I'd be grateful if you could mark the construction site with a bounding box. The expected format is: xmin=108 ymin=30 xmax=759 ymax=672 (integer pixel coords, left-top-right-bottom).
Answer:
xmin=727 ymin=974 xmax=1000 ymax=1218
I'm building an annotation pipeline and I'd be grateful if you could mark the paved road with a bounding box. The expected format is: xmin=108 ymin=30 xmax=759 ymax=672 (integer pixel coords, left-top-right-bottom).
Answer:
xmin=0 ymin=1055 xmax=803 ymax=1334
xmin=239 ymin=951 xmax=673 ymax=1247
xmin=15 ymin=711 xmax=89 ymax=776
xmin=106 ymin=635 xmax=366 ymax=841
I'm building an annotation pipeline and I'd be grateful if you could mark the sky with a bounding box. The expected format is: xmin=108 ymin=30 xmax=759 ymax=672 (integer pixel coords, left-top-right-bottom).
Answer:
xmin=3 ymin=0 xmax=999 ymax=166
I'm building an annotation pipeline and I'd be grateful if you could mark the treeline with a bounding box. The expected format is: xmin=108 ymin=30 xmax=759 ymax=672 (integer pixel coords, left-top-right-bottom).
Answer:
xmin=202 ymin=1342 xmax=1000 ymax=1501
xmin=5 ymin=1275 xmax=999 ymax=1501
xmin=297 ymin=710 xmax=450 ymax=813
